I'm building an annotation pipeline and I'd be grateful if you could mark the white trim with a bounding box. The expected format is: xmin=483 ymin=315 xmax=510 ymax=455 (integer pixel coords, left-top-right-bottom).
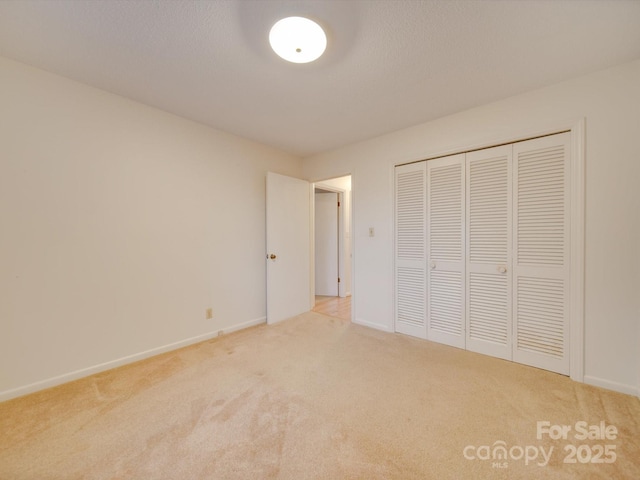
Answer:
xmin=351 ymin=175 xmax=356 ymax=323
xmin=309 ymin=183 xmax=316 ymax=308
xmin=354 ymin=317 xmax=394 ymax=333
xmin=0 ymin=317 xmax=266 ymax=402
xmin=389 ymin=161 xmax=399 ymax=335
xmin=584 ymin=375 xmax=639 ymax=397
xmin=569 ymin=119 xmax=586 ymax=383
xmin=337 ymin=191 xmax=345 ymax=297
xmin=218 ymin=316 xmax=266 ymax=335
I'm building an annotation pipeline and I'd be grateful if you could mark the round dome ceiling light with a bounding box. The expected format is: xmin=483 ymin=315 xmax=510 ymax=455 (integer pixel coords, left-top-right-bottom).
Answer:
xmin=269 ymin=16 xmax=327 ymax=64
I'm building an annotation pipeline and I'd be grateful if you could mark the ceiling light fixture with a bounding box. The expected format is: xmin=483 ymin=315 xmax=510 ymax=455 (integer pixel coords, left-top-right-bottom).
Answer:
xmin=269 ymin=16 xmax=327 ymax=64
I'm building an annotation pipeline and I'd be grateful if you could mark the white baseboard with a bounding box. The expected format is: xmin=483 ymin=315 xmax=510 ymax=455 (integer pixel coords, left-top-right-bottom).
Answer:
xmin=220 ymin=317 xmax=266 ymax=335
xmin=583 ymin=375 xmax=640 ymax=397
xmin=353 ymin=317 xmax=393 ymax=333
xmin=0 ymin=316 xmax=267 ymax=403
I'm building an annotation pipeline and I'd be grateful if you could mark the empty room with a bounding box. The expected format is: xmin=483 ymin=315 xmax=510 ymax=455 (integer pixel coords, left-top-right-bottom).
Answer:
xmin=1 ymin=1 xmax=639 ymax=479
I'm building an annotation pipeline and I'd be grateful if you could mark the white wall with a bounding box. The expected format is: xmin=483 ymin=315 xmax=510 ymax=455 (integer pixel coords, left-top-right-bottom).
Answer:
xmin=0 ymin=56 xmax=302 ymax=400
xmin=303 ymin=59 xmax=640 ymax=396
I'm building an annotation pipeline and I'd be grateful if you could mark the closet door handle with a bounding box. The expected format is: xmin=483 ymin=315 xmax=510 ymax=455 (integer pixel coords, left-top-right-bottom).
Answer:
xmin=498 ymin=266 xmax=507 ymax=274
xmin=430 ymin=262 xmax=436 ymax=270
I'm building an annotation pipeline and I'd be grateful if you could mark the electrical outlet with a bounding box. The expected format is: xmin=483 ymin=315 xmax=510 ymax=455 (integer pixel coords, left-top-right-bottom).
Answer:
xmin=206 ymin=308 xmax=213 ymax=319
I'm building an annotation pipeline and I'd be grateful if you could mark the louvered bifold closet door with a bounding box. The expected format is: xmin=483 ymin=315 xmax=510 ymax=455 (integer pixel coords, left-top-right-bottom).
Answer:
xmin=427 ymin=154 xmax=465 ymax=348
xmin=395 ymin=162 xmax=427 ymax=339
xmin=513 ymin=133 xmax=570 ymax=375
xmin=465 ymin=146 xmax=512 ymax=360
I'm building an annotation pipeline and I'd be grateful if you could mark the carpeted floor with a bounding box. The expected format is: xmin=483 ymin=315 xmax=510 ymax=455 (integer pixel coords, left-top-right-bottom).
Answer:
xmin=1 ymin=311 xmax=639 ymax=479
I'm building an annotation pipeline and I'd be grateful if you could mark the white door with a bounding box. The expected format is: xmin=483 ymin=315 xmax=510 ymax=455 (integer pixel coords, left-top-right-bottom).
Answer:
xmin=466 ymin=145 xmax=513 ymax=360
xmin=426 ymin=154 xmax=466 ymax=348
xmin=512 ymin=133 xmax=570 ymax=375
xmin=266 ymin=172 xmax=311 ymax=324
xmin=315 ymin=192 xmax=339 ymax=296
xmin=395 ymin=162 xmax=427 ymax=338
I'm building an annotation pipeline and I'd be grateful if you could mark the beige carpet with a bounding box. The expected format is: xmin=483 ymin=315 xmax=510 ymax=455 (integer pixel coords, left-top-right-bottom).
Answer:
xmin=1 ymin=312 xmax=639 ymax=479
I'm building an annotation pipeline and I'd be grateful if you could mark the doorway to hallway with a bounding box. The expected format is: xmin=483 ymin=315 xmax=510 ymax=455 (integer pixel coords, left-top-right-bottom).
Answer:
xmin=313 ymin=175 xmax=352 ymax=321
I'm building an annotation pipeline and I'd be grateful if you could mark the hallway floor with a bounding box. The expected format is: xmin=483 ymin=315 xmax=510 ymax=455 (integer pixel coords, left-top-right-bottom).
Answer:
xmin=312 ymin=295 xmax=351 ymax=321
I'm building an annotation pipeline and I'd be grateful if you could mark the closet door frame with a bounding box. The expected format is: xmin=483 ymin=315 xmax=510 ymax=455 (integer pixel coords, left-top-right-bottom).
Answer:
xmin=392 ymin=119 xmax=585 ymax=382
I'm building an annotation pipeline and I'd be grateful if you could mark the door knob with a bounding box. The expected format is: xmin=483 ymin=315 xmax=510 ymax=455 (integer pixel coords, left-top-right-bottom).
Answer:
xmin=269 ymin=254 xmax=277 ymax=260
xmin=430 ymin=262 xmax=436 ymax=270
xmin=498 ymin=266 xmax=507 ymax=273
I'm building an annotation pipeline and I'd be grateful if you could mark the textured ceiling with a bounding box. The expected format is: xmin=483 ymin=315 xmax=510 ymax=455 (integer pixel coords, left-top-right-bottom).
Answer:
xmin=1 ymin=0 xmax=639 ymax=157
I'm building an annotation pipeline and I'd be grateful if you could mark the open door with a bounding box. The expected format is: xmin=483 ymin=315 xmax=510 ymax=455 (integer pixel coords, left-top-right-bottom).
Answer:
xmin=314 ymin=191 xmax=339 ymax=296
xmin=266 ymin=172 xmax=311 ymax=324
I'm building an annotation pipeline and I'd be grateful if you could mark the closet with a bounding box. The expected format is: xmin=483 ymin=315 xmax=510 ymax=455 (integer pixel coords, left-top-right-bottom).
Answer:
xmin=395 ymin=132 xmax=570 ymax=375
